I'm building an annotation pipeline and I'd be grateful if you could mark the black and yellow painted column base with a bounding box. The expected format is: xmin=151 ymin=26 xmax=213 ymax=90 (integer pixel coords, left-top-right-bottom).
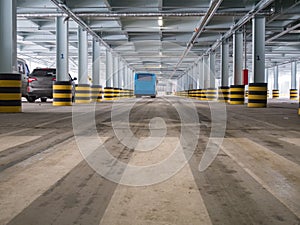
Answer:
xmin=229 ymin=85 xmax=245 ymax=105
xmin=0 ymin=73 xmax=22 ymax=112
xmin=206 ymin=88 xmax=217 ymax=101
xmin=290 ymin=89 xmax=298 ymax=100
xmin=53 ymin=81 xmax=72 ymax=106
xmin=91 ymin=85 xmax=102 ymax=103
xmin=114 ymin=88 xmax=121 ymax=100
xmin=218 ymin=86 xmax=229 ymax=103
xmin=245 ymin=90 xmax=248 ymax=98
xmin=104 ymin=87 xmax=114 ymax=101
xmin=248 ymin=83 xmax=267 ymax=108
xmin=75 ymin=84 xmax=91 ymax=104
xmin=272 ymin=89 xmax=279 ymax=99
xmin=195 ymin=89 xmax=201 ymax=100
xmin=200 ymin=89 xmax=207 ymax=101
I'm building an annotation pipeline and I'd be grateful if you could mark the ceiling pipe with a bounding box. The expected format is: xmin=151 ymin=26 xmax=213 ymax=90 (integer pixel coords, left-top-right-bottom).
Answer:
xmin=175 ymin=0 xmax=276 ymax=79
xmin=170 ymin=0 xmax=223 ymax=78
xmin=266 ymin=22 xmax=300 ymax=43
xmin=16 ymin=12 xmax=271 ymax=18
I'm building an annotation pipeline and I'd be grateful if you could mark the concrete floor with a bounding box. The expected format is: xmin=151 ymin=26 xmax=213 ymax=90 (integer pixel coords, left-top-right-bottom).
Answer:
xmin=0 ymin=97 xmax=299 ymax=225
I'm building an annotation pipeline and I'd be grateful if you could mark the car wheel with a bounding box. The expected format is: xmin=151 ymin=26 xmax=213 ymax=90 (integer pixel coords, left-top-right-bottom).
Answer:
xmin=26 ymin=96 xmax=36 ymax=103
xmin=40 ymin=97 xmax=47 ymax=102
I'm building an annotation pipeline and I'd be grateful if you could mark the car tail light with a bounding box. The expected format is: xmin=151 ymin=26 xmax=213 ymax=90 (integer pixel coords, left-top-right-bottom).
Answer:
xmin=28 ymin=77 xmax=37 ymax=83
xmin=52 ymin=77 xmax=56 ymax=81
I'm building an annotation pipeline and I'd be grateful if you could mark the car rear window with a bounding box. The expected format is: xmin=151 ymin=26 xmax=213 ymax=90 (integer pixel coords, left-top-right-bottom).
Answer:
xmin=31 ymin=69 xmax=56 ymax=77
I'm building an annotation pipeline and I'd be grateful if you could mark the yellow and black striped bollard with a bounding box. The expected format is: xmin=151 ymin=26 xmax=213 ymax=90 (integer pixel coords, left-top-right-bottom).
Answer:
xmin=75 ymin=84 xmax=91 ymax=104
xmin=229 ymin=85 xmax=245 ymax=105
xmin=218 ymin=86 xmax=230 ymax=103
xmin=206 ymin=88 xmax=217 ymax=101
xmin=248 ymin=83 xmax=267 ymax=108
xmin=104 ymin=87 xmax=114 ymax=101
xmin=91 ymin=85 xmax=102 ymax=103
xmin=53 ymin=81 xmax=72 ymax=106
xmin=290 ymin=89 xmax=298 ymax=100
xmin=0 ymin=73 xmax=22 ymax=112
xmin=272 ymin=90 xmax=279 ymax=99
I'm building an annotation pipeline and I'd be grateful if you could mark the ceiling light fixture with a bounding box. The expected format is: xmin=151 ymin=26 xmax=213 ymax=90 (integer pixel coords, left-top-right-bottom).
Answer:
xmin=158 ymin=17 xmax=163 ymax=27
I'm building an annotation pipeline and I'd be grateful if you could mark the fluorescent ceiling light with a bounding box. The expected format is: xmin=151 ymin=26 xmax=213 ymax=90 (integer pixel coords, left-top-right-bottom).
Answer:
xmin=158 ymin=17 xmax=163 ymax=27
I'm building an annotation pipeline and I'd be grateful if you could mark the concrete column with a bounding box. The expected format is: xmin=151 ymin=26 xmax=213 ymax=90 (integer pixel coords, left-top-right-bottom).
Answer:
xmin=221 ymin=41 xmax=229 ymax=87
xmin=209 ymin=52 xmax=216 ymax=88
xmin=193 ymin=65 xmax=198 ymax=89
xmin=0 ymin=0 xmax=17 ymax=73
xmin=92 ymin=38 xmax=101 ymax=85
xmin=106 ymin=50 xmax=113 ymax=87
xmin=265 ymin=68 xmax=269 ymax=84
xmin=198 ymin=60 xmax=204 ymax=89
xmin=203 ymin=55 xmax=209 ymax=88
xmin=112 ymin=56 xmax=118 ymax=88
xmin=252 ymin=17 xmax=266 ymax=83
xmin=291 ymin=61 xmax=297 ymax=89
xmin=273 ymin=65 xmax=279 ymax=90
xmin=78 ymin=27 xmax=88 ymax=84
xmin=56 ymin=17 xmax=69 ymax=81
xmin=233 ymin=31 xmax=243 ymax=85
xmin=118 ymin=59 xmax=123 ymax=88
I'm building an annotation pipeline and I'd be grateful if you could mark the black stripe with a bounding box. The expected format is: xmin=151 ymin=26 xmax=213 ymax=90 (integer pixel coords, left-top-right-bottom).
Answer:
xmin=76 ymin=97 xmax=91 ymax=100
xmin=230 ymin=85 xmax=245 ymax=88
xmin=248 ymin=100 xmax=267 ymax=104
xmin=0 ymin=74 xmax=21 ymax=80
xmin=53 ymin=98 xmax=71 ymax=102
xmin=230 ymin=98 xmax=245 ymax=101
xmin=230 ymin=91 xmax=244 ymax=95
xmin=0 ymin=100 xmax=21 ymax=106
xmin=249 ymin=91 xmax=267 ymax=95
xmin=53 ymin=90 xmax=72 ymax=94
xmin=0 ymin=87 xmax=21 ymax=93
xmin=249 ymin=83 xmax=267 ymax=87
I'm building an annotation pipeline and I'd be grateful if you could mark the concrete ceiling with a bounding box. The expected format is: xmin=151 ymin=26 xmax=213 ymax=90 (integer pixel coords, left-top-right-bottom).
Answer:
xmin=16 ymin=0 xmax=300 ymax=79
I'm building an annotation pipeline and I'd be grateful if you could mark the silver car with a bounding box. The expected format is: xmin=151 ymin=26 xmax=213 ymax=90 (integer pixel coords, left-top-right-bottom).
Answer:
xmin=27 ymin=68 xmax=76 ymax=103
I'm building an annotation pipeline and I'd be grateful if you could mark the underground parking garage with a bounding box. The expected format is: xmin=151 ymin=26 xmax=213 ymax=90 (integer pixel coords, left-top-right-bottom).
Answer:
xmin=0 ymin=0 xmax=300 ymax=224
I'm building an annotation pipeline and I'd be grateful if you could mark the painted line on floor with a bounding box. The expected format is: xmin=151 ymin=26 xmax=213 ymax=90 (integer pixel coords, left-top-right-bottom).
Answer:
xmin=221 ymin=138 xmax=300 ymax=219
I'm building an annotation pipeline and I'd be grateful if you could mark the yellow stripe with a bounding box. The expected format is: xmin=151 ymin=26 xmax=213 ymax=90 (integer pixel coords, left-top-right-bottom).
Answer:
xmin=53 ymin=93 xmax=72 ymax=98
xmin=53 ymin=102 xmax=72 ymax=106
xmin=75 ymin=87 xmax=90 ymax=91
xmin=0 ymin=106 xmax=22 ymax=113
xmin=0 ymin=93 xmax=21 ymax=100
xmin=248 ymin=95 xmax=267 ymax=100
xmin=248 ymin=103 xmax=266 ymax=108
xmin=0 ymin=80 xmax=21 ymax=87
xmin=53 ymin=85 xmax=72 ymax=90
xmin=248 ymin=87 xmax=267 ymax=91
xmin=76 ymin=94 xmax=91 ymax=97
xmin=230 ymin=101 xmax=244 ymax=105
xmin=230 ymin=88 xmax=244 ymax=92
xmin=75 ymin=100 xmax=91 ymax=104
xmin=230 ymin=94 xmax=244 ymax=98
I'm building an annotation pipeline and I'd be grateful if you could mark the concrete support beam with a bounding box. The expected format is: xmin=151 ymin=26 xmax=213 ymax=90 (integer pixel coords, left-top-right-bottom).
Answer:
xmin=252 ymin=17 xmax=266 ymax=83
xmin=106 ymin=50 xmax=113 ymax=87
xmin=291 ymin=61 xmax=297 ymax=90
xmin=0 ymin=0 xmax=17 ymax=73
xmin=198 ymin=60 xmax=204 ymax=89
xmin=203 ymin=55 xmax=209 ymax=89
xmin=233 ymin=31 xmax=243 ymax=85
xmin=273 ymin=65 xmax=279 ymax=90
xmin=92 ymin=38 xmax=101 ymax=85
xmin=209 ymin=52 xmax=216 ymax=88
xmin=113 ymin=56 xmax=118 ymax=88
xmin=78 ymin=27 xmax=88 ymax=84
xmin=221 ymin=40 xmax=229 ymax=87
xmin=118 ymin=60 xmax=123 ymax=89
xmin=56 ymin=17 xmax=69 ymax=81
